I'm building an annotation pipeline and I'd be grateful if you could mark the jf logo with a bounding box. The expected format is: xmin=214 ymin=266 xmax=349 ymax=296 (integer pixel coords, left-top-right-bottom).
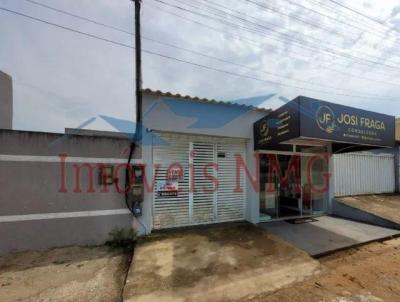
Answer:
xmin=316 ymin=105 xmax=336 ymax=134
xmin=260 ymin=120 xmax=269 ymax=138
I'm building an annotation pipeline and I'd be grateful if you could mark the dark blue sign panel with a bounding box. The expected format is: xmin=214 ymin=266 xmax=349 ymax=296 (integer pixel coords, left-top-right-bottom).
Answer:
xmin=253 ymin=101 xmax=299 ymax=150
xmin=254 ymin=96 xmax=395 ymax=150
xmin=298 ymin=97 xmax=395 ymax=147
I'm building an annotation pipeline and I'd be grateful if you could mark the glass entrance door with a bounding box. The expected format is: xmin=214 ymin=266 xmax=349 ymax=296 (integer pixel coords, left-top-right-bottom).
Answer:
xmin=259 ymin=152 xmax=329 ymax=222
xmin=259 ymin=154 xmax=301 ymax=221
xmin=301 ymin=155 xmax=329 ymax=216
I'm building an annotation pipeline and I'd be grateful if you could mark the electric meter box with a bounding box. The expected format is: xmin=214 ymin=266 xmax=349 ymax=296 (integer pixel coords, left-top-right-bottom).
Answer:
xmin=131 ymin=184 xmax=144 ymax=203
xmin=128 ymin=165 xmax=144 ymax=204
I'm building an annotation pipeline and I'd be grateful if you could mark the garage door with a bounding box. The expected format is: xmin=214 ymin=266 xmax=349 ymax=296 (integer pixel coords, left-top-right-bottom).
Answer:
xmin=153 ymin=133 xmax=246 ymax=229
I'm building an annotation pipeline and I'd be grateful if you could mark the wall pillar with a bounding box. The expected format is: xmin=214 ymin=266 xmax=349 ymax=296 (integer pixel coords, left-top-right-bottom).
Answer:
xmin=0 ymin=71 xmax=13 ymax=130
xmin=328 ymin=143 xmax=335 ymax=214
xmin=245 ymin=139 xmax=260 ymax=224
xmin=394 ymin=144 xmax=399 ymax=193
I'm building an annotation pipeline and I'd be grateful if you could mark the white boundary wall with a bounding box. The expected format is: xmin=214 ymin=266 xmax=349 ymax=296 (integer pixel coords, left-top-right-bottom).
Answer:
xmin=334 ymin=153 xmax=395 ymax=197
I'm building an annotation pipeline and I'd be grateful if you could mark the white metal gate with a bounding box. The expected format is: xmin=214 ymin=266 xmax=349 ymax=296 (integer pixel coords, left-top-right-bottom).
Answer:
xmin=153 ymin=133 xmax=246 ymax=229
xmin=153 ymin=135 xmax=190 ymax=229
xmin=216 ymin=142 xmax=246 ymax=222
xmin=192 ymin=142 xmax=216 ymax=224
xmin=334 ymin=152 xmax=395 ymax=197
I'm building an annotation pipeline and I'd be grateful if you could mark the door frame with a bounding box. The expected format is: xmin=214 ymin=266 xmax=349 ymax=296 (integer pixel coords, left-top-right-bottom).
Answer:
xmin=257 ymin=147 xmax=331 ymax=221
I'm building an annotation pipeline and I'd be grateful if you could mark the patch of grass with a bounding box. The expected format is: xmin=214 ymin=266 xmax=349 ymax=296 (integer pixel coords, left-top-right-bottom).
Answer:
xmin=105 ymin=228 xmax=137 ymax=251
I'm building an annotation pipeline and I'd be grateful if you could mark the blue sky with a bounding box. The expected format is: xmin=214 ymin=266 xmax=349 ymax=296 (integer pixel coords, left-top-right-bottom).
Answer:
xmin=1 ymin=0 xmax=400 ymax=133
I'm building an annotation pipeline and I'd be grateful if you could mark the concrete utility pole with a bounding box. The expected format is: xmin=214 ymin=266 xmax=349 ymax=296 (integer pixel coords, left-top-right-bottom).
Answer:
xmin=124 ymin=0 xmax=144 ymax=221
xmin=134 ymin=0 xmax=142 ymax=139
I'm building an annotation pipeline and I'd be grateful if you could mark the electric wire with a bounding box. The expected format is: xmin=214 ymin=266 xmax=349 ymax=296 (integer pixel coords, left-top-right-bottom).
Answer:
xmin=244 ymin=0 xmax=400 ymax=54
xmin=19 ymin=0 xmax=400 ymax=96
xmin=0 ymin=6 xmax=398 ymax=101
xmin=25 ymin=0 xmax=400 ymax=82
xmin=148 ymin=2 xmax=400 ymax=87
xmin=327 ymin=0 xmax=398 ymax=32
xmin=281 ymin=0 xmax=398 ymax=39
xmin=152 ymin=0 xmax=400 ymax=76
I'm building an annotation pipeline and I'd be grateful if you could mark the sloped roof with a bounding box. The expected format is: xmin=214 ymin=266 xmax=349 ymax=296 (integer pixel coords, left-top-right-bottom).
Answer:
xmin=142 ymin=88 xmax=270 ymax=113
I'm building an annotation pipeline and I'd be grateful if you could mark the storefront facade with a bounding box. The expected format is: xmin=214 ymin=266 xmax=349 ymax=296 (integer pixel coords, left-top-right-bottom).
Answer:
xmin=253 ymin=96 xmax=395 ymax=223
xmin=137 ymin=90 xmax=395 ymax=233
xmin=258 ymin=148 xmax=330 ymax=222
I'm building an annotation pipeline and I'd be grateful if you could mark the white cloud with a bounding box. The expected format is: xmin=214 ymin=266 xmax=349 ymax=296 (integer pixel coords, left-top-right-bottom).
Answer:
xmin=1 ymin=0 xmax=400 ymax=133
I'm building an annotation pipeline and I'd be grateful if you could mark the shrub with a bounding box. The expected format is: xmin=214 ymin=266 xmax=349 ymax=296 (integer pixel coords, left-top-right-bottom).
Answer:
xmin=105 ymin=227 xmax=137 ymax=251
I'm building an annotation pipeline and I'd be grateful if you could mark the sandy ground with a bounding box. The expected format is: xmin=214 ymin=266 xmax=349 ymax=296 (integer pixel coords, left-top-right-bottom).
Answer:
xmin=123 ymin=224 xmax=321 ymax=302
xmin=337 ymin=194 xmax=400 ymax=225
xmin=0 ymin=246 xmax=130 ymax=302
xmin=1 ymin=225 xmax=399 ymax=302
xmin=248 ymin=237 xmax=400 ymax=302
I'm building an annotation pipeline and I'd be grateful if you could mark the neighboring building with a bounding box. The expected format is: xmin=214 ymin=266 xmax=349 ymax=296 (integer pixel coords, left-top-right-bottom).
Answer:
xmin=396 ymin=118 xmax=400 ymax=142
xmin=0 ymin=129 xmax=139 ymax=253
xmin=0 ymin=71 xmax=13 ymax=130
xmin=332 ymin=118 xmax=400 ymax=197
xmin=395 ymin=118 xmax=400 ymax=193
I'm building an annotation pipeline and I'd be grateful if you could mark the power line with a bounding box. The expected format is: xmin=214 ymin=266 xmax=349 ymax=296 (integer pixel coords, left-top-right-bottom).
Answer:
xmin=194 ymin=0 xmax=356 ymax=40
xmin=149 ymin=1 xmax=400 ymax=79
xmin=304 ymin=0 xmax=391 ymax=36
xmin=20 ymin=0 xmax=400 ymax=92
xmin=327 ymin=0 xmax=398 ymax=32
xmin=25 ymin=0 xmax=133 ymax=35
xmin=17 ymin=0 xmax=400 ymax=79
xmin=0 ymin=6 xmax=398 ymax=101
xmin=143 ymin=37 xmax=398 ymax=98
xmin=190 ymin=0 xmax=400 ymax=67
xmin=0 ymin=7 xmax=134 ymax=48
xmin=142 ymin=49 xmax=398 ymax=100
xmin=147 ymin=2 xmax=400 ymax=86
xmin=154 ymin=0 xmax=400 ymax=73
xmin=281 ymin=0 xmax=399 ymax=39
xmin=245 ymin=0 xmax=400 ymax=55
xmin=304 ymin=0 xmax=393 ymax=36
xmin=242 ymin=0 xmax=359 ymax=39
xmin=185 ymin=0 xmax=400 ymax=71
xmin=173 ymin=0 xmax=400 ymax=79
xmin=0 ymin=7 xmax=131 ymax=46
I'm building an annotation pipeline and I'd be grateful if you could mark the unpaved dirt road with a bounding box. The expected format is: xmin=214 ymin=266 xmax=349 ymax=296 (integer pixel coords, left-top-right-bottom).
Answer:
xmin=0 ymin=246 xmax=130 ymax=302
xmin=248 ymin=238 xmax=400 ymax=302
xmin=0 ymin=233 xmax=399 ymax=301
xmin=123 ymin=224 xmax=321 ymax=302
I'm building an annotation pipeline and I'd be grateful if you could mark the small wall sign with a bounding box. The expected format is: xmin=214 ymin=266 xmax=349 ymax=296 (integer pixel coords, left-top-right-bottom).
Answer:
xmin=157 ymin=181 xmax=179 ymax=197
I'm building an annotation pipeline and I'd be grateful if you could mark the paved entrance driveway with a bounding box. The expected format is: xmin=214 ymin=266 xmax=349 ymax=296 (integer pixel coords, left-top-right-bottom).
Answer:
xmin=123 ymin=224 xmax=321 ymax=302
xmin=260 ymin=215 xmax=400 ymax=257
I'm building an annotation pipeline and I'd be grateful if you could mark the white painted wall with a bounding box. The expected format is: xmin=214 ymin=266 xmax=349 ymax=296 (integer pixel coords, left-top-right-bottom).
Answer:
xmin=141 ymin=93 xmax=268 ymax=227
xmin=142 ymin=94 xmax=267 ymax=139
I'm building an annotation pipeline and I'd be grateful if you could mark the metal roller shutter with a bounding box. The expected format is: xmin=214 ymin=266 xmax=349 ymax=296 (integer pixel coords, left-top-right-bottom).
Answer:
xmin=192 ymin=142 xmax=216 ymax=224
xmin=153 ymin=133 xmax=246 ymax=229
xmin=216 ymin=142 xmax=246 ymax=222
xmin=153 ymin=136 xmax=190 ymax=229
